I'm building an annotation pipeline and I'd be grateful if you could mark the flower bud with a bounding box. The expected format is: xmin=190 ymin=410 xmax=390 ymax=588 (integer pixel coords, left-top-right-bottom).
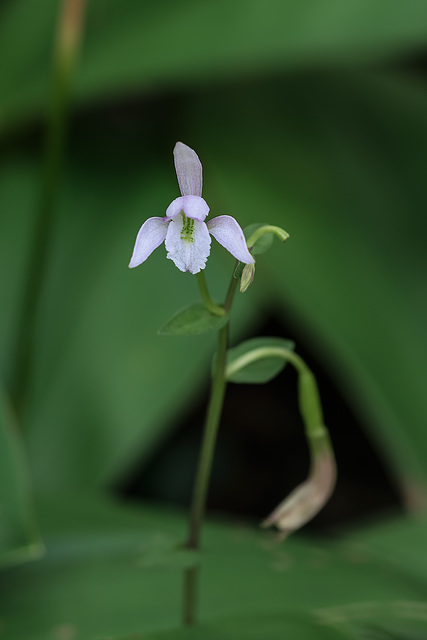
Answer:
xmin=261 ymin=442 xmax=336 ymax=540
xmin=240 ymin=262 xmax=255 ymax=293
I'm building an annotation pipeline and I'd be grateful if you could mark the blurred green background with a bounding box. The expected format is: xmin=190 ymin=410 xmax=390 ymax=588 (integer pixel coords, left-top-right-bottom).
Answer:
xmin=1 ymin=1 xmax=427 ymax=638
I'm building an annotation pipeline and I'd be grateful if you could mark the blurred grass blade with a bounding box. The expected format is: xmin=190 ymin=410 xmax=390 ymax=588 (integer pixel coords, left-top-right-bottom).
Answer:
xmin=198 ymin=72 xmax=427 ymax=496
xmin=2 ymin=496 xmax=427 ymax=640
xmin=9 ymin=0 xmax=86 ymax=415
xmin=4 ymin=0 xmax=427 ymax=132
xmin=0 ymin=386 xmax=43 ymax=566
xmin=112 ymin=611 xmax=351 ymax=640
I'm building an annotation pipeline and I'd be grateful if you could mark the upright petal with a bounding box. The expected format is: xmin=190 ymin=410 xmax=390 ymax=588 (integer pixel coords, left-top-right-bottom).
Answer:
xmin=165 ymin=195 xmax=209 ymax=222
xmin=207 ymin=215 xmax=255 ymax=264
xmin=174 ymin=142 xmax=203 ymax=197
xmin=165 ymin=214 xmax=211 ymax=274
xmin=128 ymin=217 xmax=169 ymax=268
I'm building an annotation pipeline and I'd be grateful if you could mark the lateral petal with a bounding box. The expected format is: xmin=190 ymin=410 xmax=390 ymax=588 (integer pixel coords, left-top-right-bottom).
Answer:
xmin=128 ymin=217 xmax=169 ymax=268
xmin=173 ymin=142 xmax=203 ymax=197
xmin=207 ymin=215 xmax=255 ymax=264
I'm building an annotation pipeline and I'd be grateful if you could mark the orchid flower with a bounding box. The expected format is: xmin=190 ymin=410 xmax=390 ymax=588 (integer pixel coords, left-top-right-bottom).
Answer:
xmin=129 ymin=142 xmax=254 ymax=274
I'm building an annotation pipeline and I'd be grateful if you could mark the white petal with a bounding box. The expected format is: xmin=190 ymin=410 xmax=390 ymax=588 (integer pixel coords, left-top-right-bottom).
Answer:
xmin=165 ymin=214 xmax=211 ymax=274
xmin=173 ymin=142 xmax=203 ymax=197
xmin=207 ymin=215 xmax=254 ymax=264
xmin=128 ymin=217 xmax=169 ymax=268
xmin=165 ymin=195 xmax=209 ymax=222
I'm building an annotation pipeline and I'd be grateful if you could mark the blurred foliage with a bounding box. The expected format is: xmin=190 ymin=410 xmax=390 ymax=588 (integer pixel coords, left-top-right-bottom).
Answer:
xmin=2 ymin=495 xmax=427 ymax=640
xmin=0 ymin=385 xmax=42 ymax=566
xmin=1 ymin=0 xmax=427 ymax=638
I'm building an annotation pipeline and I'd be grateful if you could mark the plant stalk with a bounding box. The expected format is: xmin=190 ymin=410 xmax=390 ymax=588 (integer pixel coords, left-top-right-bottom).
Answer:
xmin=196 ymin=272 xmax=225 ymax=316
xmin=183 ymin=270 xmax=238 ymax=625
xmin=9 ymin=0 xmax=86 ymax=416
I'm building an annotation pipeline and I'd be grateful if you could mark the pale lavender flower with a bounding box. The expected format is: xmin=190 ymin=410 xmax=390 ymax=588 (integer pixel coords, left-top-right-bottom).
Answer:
xmin=129 ymin=142 xmax=254 ymax=274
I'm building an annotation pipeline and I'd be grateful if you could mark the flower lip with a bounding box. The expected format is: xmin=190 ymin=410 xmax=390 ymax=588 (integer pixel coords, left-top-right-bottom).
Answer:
xmin=165 ymin=195 xmax=209 ymax=222
xmin=165 ymin=214 xmax=211 ymax=274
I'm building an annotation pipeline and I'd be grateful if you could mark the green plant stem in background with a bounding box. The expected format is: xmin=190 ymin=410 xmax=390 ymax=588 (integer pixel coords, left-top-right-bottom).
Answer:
xmin=9 ymin=0 xmax=86 ymax=416
xmin=183 ymin=271 xmax=239 ymax=626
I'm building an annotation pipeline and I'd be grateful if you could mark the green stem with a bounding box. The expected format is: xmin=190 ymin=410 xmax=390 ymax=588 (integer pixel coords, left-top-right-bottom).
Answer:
xmin=9 ymin=0 xmax=85 ymax=415
xmin=225 ymin=346 xmax=325 ymax=441
xmin=225 ymin=346 xmax=305 ymax=378
xmin=196 ymin=272 xmax=225 ymax=316
xmin=183 ymin=269 xmax=238 ymax=626
xmin=225 ymin=345 xmax=336 ymax=537
xmin=246 ymin=224 xmax=289 ymax=249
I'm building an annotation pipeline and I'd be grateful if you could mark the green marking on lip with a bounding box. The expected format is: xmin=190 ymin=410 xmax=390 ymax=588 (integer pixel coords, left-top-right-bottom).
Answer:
xmin=181 ymin=214 xmax=195 ymax=243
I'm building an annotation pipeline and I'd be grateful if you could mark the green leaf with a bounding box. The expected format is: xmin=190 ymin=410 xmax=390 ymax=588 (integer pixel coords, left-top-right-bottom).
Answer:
xmin=2 ymin=497 xmax=427 ymax=640
xmin=112 ymin=611 xmax=350 ymax=640
xmin=196 ymin=71 xmax=427 ymax=491
xmin=0 ymin=386 xmax=42 ymax=566
xmin=351 ymin=516 xmax=427 ymax=587
xmin=137 ymin=533 xmax=200 ymax=570
xmin=225 ymin=337 xmax=295 ymax=384
xmin=320 ymin=604 xmax=427 ymax=640
xmin=0 ymin=146 xmax=259 ymax=495
xmin=158 ymin=302 xmax=229 ymax=336
xmin=5 ymin=0 xmax=427 ymax=133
